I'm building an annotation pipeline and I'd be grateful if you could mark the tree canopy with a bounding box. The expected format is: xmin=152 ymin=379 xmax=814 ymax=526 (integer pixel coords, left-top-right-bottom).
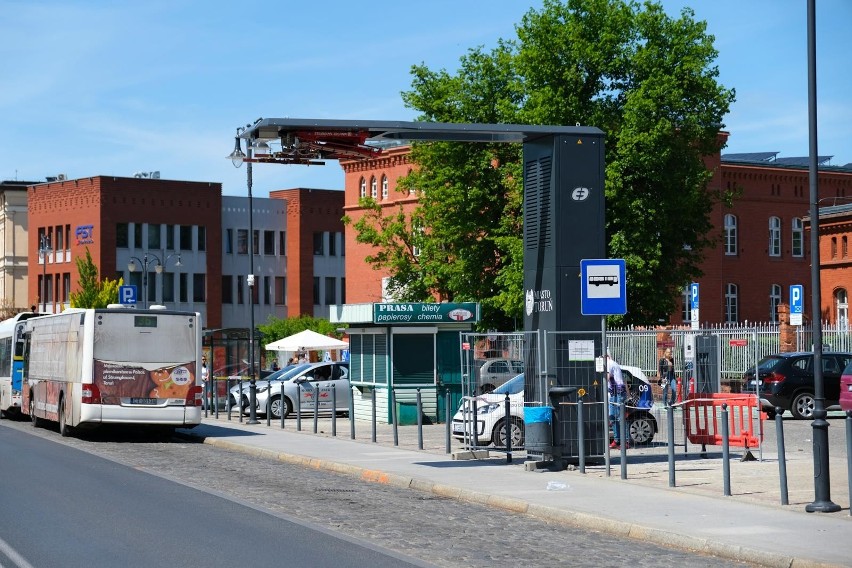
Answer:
xmin=349 ymin=0 xmax=736 ymax=328
xmin=68 ymin=248 xmax=122 ymax=309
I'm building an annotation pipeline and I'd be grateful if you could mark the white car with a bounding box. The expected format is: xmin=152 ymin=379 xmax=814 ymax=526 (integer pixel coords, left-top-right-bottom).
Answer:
xmin=452 ymin=365 xmax=657 ymax=448
xmin=476 ymin=359 xmax=524 ymax=394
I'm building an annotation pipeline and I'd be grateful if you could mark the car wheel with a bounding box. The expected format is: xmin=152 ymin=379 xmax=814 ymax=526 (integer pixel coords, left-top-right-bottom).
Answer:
xmin=628 ymin=414 xmax=655 ymax=445
xmin=479 ymin=384 xmax=495 ymax=395
xmin=791 ymin=392 xmax=815 ymax=420
xmin=270 ymin=396 xmax=293 ymax=420
xmin=492 ymin=417 xmax=524 ymax=448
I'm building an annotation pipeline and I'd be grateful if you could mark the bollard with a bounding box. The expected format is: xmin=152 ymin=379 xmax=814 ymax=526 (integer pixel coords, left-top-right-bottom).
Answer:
xmin=391 ymin=389 xmax=398 ymax=446
xmin=721 ymin=403 xmax=731 ymax=496
xmin=667 ymin=406 xmax=676 ymax=487
xmin=775 ymin=407 xmax=789 ymax=505
xmin=313 ymin=384 xmax=319 ymax=434
xmin=847 ymin=411 xmax=852 ymax=517
xmin=416 ymin=388 xmax=423 ymax=450
xmin=371 ymin=388 xmax=377 ymax=443
xmin=577 ymin=398 xmax=585 ymax=474
xmin=296 ymin=385 xmax=302 ymax=431
xmin=280 ymin=386 xmax=286 ymax=430
xmin=504 ymin=392 xmax=512 ymax=464
xmin=266 ymin=386 xmax=271 ymax=427
xmin=238 ymin=380 xmax=244 ymax=424
xmin=331 ymin=384 xmax=337 ymax=437
xmin=619 ymin=398 xmax=627 ymax=480
xmin=445 ymin=389 xmax=451 ymax=454
xmin=349 ymin=385 xmax=355 ymax=440
xmin=226 ymin=380 xmax=233 ymax=421
xmin=472 ymin=399 xmax=479 ymax=448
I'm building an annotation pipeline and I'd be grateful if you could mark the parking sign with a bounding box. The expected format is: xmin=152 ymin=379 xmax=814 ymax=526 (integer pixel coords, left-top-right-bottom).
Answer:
xmin=119 ymin=285 xmax=138 ymax=305
xmin=690 ymin=283 xmax=699 ymax=330
xmin=790 ymin=284 xmax=803 ymax=326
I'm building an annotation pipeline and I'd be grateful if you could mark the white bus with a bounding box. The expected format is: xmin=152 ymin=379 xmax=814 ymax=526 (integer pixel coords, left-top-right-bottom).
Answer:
xmin=21 ymin=306 xmax=203 ymax=436
xmin=0 ymin=311 xmax=46 ymax=418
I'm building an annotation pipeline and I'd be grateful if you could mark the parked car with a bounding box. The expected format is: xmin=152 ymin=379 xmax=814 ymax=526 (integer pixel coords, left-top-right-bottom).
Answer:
xmin=232 ymin=362 xmax=350 ymax=419
xmin=743 ymin=351 xmax=852 ymax=419
xmin=204 ymin=362 xmax=274 ymax=410
xmin=840 ymin=360 xmax=852 ymax=412
xmin=452 ymin=364 xmax=657 ymax=449
xmin=477 ymin=359 xmax=524 ymax=394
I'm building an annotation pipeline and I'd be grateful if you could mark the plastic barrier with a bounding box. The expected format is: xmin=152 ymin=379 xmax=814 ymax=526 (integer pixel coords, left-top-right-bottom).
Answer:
xmin=684 ymin=393 xmax=763 ymax=448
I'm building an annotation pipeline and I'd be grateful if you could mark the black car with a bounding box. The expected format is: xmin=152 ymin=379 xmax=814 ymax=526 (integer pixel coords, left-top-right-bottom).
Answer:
xmin=743 ymin=351 xmax=852 ymax=419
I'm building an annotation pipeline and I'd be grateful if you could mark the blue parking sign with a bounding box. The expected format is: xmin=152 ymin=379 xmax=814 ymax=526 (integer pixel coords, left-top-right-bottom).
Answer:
xmin=119 ymin=285 xmax=138 ymax=305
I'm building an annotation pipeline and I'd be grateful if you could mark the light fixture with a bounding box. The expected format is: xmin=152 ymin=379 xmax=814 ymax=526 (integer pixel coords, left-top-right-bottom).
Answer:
xmin=128 ymin=260 xmax=137 ymax=272
xmin=155 ymin=263 xmax=164 ymax=274
xmin=228 ymin=128 xmax=246 ymax=168
xmin=252 ymin=139 xmax=270 ymax=152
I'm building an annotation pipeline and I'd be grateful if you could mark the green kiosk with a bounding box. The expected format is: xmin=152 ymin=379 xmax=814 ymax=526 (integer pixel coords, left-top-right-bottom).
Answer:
xmin=330 ymin=302 xmax=479 ymax=424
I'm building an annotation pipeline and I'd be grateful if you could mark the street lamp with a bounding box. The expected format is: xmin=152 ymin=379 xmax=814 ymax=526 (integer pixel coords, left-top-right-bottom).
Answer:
xmin=38 ymin=234 xmax=52 ymax=312
xmin=128 ymin=252 xmax=162 ymax=309
xmin=228 ymin=125 xmax=259 ymax=425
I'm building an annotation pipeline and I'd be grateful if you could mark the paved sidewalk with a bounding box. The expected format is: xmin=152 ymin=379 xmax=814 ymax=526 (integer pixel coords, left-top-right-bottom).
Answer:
xmin=182 ymin=413 xmax=852 ymax=568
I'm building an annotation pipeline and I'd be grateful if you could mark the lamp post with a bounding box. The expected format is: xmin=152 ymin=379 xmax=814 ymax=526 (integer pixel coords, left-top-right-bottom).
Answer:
xmin=228 ymin=126 xmax=259 ymax=425
xmin=804 ymin=0 xmax=840 ymax=514
xmin=128 ymin=252 xmax=162 ymax=309
xmin=38 ymin=234 xmax=52 ymax=312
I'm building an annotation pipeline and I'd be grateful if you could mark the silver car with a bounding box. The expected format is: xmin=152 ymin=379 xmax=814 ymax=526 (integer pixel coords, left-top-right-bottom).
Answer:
xmin=234 ymin=362 xmax=350 ymax=419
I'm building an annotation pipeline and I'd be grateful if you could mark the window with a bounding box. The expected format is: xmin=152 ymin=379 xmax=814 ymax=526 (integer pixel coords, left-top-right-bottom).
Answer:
xmin=264 ymin=276 xmax=272 ymax=304
xmin=179 ymin=273 xmax=188 ymax=302
xmin=275 ymin=277 xmax=286 ymax=305
xmin=836 ymin=289 xmax=849 ymax=329
xmin=682 ymin=286 xmax=691 ymax=323
xmin=844 ymin=236 xmax=849 ymax=258
xmin=313 ymin=232 xmax=324 ymax=255
xmin=237 ymin=229 xmax=248 ymax=254
xmin=116 ymin=223 xmax=129 ymax=248
xmin=412 ymin=222 xmax=423 ymax=258
xmin=328 ymin=232 xmax=336 ymax=256
xmin=792 ymin=218 xmax=804 ymax=257
xmin=252 ymin=230 xmax=259 ymax=255
xmin=325 ymin=277 xmax=336 ymax=305
xmin=831 ymin=237 xmax=837 ymax=259
xmin=279 ymin=231 xmax=286 ymax=256
xmin=162 ymin=272 xmax=175 ymax=303
xmin=264 ymin=231 xmax=275 ymax=255
xmin=237 ymin=275 xmax=244 ymax=304
xmin=370 ymin=176 xmax=377 ymax=198
xmin=147 ymin=273 xmax=156 ymax=304
xmin=341 ymin=278 xmax=346 ymax=304
xmin=221 ymin=276 xmax=233 ymax=304
xmin=770 ymin=284 xmax=782 ymax=323
xmin=340 ymin=234 xmax=345 ymax=257
xmin=166 ymin=225 xmax=175 ymax=250
xmin=64 ymin=225 xmax=70 ymax=252
xmin=148 ymin=224 xmax=161 ymax=249
xmin=724 ymin=214 xmax=737 ymax=255
xmin=359 ymin=177 xmax=366 ymax=198
xmin=769 ymin=217 xmax=781 ymax=257
xmin=63 ymin=273 xmax=71 ymax=303
xmin=313 ymin=277 xmax=320 ymax=304
xmin=55 ymin=225 xmax=64 ymax=253
xmin=193 ymin=274 xmax=206 ymax=302
xmin=225 ymin=229 xmax=233 ymax=254
xmin=180 ymin=225 xmax=192 ymax=251
xmin=133 ymin=223 xmax=142 ymax=249
xmin=725 ymin=283 xmax=739 ymax=324
xmin=381 ymin=175 xmax=388 ymax=199
xmin=198 ymin=226 xmax=206 ymax=252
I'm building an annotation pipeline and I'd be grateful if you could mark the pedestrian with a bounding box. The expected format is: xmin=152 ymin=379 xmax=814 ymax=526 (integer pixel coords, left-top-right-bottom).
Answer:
xmin=201 ymin=355 xmax=210 ymax=408
xmin=271 ymin=360 xmax=280 ymax=371
xmin=286 ymin=357 xmax=295 ymax=366
xmin=607 ymin=354 xmax=628 ymax=449
xmin=658 ymin=348 xmax=677 ymax=406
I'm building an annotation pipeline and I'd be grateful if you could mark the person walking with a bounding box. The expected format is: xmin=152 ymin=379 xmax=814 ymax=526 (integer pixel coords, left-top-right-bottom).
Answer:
xmin=607 ymin=355 xmax=627 ymax=449
xmin=658 ymin=348 xmax=677 ymax=406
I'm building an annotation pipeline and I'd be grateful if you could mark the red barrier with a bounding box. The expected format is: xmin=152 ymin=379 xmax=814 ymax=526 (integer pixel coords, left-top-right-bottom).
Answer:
xmin=684 ymin=393 xmax=763 ymax=448
xmin=675 ymin=378 xmax=683 ymax=403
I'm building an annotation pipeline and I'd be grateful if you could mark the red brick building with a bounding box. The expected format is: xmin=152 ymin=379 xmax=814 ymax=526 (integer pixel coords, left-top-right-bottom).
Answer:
xmin=809 ymin=202 xmax=852 ymax=325
xmin=340 ymin=144 xmax=852 ymax=326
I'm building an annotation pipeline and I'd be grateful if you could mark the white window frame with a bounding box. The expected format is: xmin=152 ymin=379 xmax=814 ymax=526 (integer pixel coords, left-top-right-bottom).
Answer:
xmin=359 ymin=177 xmax=366 ymax=198
xmin=725 ymin=283 xmax=738 ymax=324
xmin=791 ymin=217 xmax=804 ymax=257
xmin=836 ymin=288 xmax=848 ymax=329
xmin=724 ymin=214 xmax=737 ymax=256
xmin=769 ymin=216 xmax=781 ymax=257
xmin=381 ymin=175 xmax=388 ymax=200
xmin=770 ymin=284 xmax=781 ymax=323
xmin=370 ymin=176 xmax=378 ymax=199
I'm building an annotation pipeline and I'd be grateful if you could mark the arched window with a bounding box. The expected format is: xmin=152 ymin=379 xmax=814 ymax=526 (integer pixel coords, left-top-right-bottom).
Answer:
xmin=831 ymin=237 xmax=838 ymax=259
xmin=843 ymin=236 xmax=848 ymax=258
xmin=836 ymin=289 xmax=848 ymax=329
xmin=770 ymin=284 xmax=781 ymax=323
xmin=768 ymin=216 xmax=781 ymax=257
xmin=359 ymin=177 xmax=366 ymax=198
xmin=725 ymin=283 xmax=739 ymax=323
xmin=381 ymin=175 xmax=388 ymax=199
xmin=791 ymin=218 xmax=804 ymax=257
xmin=370 ymin=176 xmax=378 ymax=199
xmin=724 ymin=214 xmax=737 ymax=255
xmin=407 ymin=168 xmax=416 ymax=195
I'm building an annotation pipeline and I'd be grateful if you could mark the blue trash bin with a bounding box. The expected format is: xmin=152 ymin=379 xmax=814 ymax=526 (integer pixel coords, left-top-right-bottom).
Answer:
xmin=524 ymin=406 xmax=553 ymax=453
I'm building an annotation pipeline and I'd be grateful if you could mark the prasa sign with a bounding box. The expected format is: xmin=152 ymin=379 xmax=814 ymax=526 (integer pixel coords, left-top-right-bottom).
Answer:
xmin=372 ymin=302 xmax=479 ymax=324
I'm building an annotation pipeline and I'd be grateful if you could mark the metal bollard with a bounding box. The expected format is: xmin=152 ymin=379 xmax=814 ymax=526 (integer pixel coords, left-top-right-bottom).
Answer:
xmin=296 ymin=386 xmax=302 ymax=431
xmin=391 ymin=389 xmax=398 ymax=446
xmin=721 ymin=403 xmax=731 ymax=496
xmin=504 ymin=392 xmax=512 ymax=464
xmin=371 ymin=388 xmax=377 ymax=443
xmin=775 ymin=407 xmax=789 ymax=505
xmin=238 ymin=380 xmax=244 ymax=423
xmin=313 ymin=384 xmax=319 ymax=434
xmin=667 ymin=406 xmax=676 ymax=487
xmin=226 ymin=379 xmax=232 ymax=421
xmin=331 ymin=384 xmax=337 ymax=437
xmin=445 ymin=389 xmax=451 ymax=454
xmin=416 ymin=388 xmax=423 ymax=450
xmin=577 ymin=398 xmax=585 ymax=474
xmin=619 ymin=398 xmax=627 ymax=480
xmin=280 ymin=385 xmax=285 ymax=430
xmin=266 ymin=386 xmax=271 ymax=427
xmin=349 ymin=385 xmax=355 ymax=440
xmin=472 ymin=399 xmax=479 ymax=448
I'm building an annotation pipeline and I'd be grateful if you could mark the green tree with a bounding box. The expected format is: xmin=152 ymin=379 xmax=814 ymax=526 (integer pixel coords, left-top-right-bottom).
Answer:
xmin=350 ymin=0 xmax=736 ymax=327
xmin=68 ymin=248 xmax=122 ymax=309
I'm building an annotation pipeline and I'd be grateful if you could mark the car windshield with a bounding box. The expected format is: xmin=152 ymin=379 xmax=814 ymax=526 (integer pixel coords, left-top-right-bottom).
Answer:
xmin=264 ymin=364 xmax=301 ymax=381
xmin=492 ymin=374 xmax=524 ymax=395
xmin=756 ymin=356 xmax=785 ymax=373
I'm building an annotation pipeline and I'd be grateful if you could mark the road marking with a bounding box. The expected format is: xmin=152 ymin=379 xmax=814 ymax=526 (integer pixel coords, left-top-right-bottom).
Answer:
xmin=0 ymin=536 xmax=36 ymax=568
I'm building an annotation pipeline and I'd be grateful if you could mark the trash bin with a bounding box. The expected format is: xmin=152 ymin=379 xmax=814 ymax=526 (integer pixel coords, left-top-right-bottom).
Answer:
xmin=524 ymin=406 xmax=553 ymax=453
xmin=396 ymin=401 xmax=418 ymax=426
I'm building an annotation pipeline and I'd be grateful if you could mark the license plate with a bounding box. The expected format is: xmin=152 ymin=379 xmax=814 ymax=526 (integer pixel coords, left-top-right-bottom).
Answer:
xmin=130 ymin=397 xmax=158 ymax=405
xmin=452 ymin=423 xmax=464 ymax=434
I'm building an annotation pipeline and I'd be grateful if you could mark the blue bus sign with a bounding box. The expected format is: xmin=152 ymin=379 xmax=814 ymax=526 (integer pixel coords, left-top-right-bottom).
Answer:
xmin=580 ymin=259 xmax=627 ymax=315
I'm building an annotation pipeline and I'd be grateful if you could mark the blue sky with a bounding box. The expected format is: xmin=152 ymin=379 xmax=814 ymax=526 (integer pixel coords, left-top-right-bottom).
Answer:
xmin=2 ymin=1 xmax=850 ymax=196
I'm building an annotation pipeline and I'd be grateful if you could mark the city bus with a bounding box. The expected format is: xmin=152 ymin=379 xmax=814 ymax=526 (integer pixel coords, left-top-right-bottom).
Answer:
xmin=0 ymin=311 xmax=46 ymax=418
xmin=21 ymin=306 xmax=203 ymax=436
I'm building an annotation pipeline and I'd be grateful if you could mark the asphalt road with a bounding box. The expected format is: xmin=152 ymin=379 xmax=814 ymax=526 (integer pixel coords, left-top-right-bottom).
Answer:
xmin=0 ymin=418 xmax=757 ymax=568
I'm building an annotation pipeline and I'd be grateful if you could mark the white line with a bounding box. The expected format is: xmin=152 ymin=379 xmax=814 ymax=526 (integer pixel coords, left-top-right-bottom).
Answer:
xmin=0 ymin=537 xmax=36 ymax=568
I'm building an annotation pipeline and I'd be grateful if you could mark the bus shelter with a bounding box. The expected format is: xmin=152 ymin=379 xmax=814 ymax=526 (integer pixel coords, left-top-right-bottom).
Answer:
xmin=330 ymin=302 xmax=478 ymax=424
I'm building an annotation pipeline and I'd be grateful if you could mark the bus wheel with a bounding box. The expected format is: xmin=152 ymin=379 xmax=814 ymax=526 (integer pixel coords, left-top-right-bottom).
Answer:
xmin=29 ymin=395 xmax=41 ymax=428
xmin=58 ymin=396 xmax=72 ymax=437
